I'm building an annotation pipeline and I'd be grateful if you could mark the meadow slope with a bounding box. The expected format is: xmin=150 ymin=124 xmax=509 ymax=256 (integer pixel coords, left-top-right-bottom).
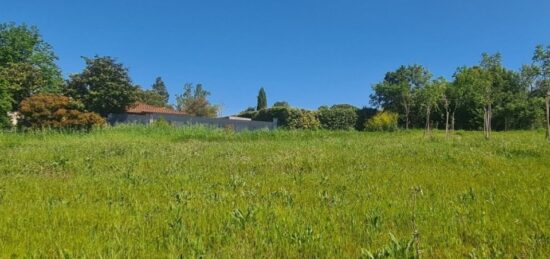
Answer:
xmin=0 ymin=126 xmax=549 ymax=257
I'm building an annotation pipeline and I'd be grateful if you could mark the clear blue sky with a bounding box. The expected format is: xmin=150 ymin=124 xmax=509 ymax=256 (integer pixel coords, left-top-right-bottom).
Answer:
xmin=2 ymin=0 xmax=550 ymax=115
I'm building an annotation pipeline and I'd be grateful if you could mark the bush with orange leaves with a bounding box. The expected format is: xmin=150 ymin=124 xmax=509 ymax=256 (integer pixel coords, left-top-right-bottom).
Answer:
xmin=18 ymin=94 xmax=105 ymax=130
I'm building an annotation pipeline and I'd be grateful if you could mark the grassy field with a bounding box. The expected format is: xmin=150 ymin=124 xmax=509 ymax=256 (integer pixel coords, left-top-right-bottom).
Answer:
xmin=0 ymin=125 xmax=549 ymax=258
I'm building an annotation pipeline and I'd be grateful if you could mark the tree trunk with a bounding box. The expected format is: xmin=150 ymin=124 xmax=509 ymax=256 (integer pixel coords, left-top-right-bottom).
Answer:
xmin=504 ymin=115 xmax=510 ymax=131
xmin=451 ymin=111 xmax=455 ymax=133
xmin=445 ymin=109 xmax=450 ymax=139
xmin=483 ymin=106 xmax=489 ymax=139
xmin=487 ymin=104 xmax=493 ymax=138
xmin=483 ymin=106 xmax=489 ymax=140
xmin=405 ymin=106 xmax=410 ymax=130
xmin=425 ymin=107 xmax=430 ymax=137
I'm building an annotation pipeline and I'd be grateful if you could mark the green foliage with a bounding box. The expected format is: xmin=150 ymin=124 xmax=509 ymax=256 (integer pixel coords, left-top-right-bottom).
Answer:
xmin=533 ymin=45 xmax=550 ymax=83
xmin=237 ymin=108 xmax=257 ymax=119
xmin=364 ymin=111 xmax=399 ymax=132
xmin=362 ymin=233 xmax=417 ymax=259
xmin=257 ymin=87 xmax=267 ymax=110
xmin=356 ymin=107 xmax=379 ymax=130
xmin=273 ymin=101 xmax=290 ymax=108
xmin=135 ymin=77 xmax=170 ymax=107
xmin=532 ymin=45 xmax=550 ymax=139
xmin=253 ymin=107 xmax=319 ymax=129
xmin=286 ymin=109 xmax=320 ymax=130
xmin=330 ymin=104 xmax=357 ymax=110
xmin=175 ymin=83 xmax=219 ymax=117
xmin=519 ymin=64 xmax=540 ymax=92
xmin=17 ymin=94 xmax=105 ymax=130
xmin=136 ymin=86 xmax=168 ymax=107
xmin=152 ymin=77 xmax=169 ymax=105
xmin=318 ymin=106 xmax=358 ymax=130
xmin=66 ymin=56 xmax=137 ymax=116
xmin=0 ymin=23 xmax=63 ymax=107
xmin=0 ymin=78 xmax=12 ymax=128
xmin=151 ymin=117 xmax=171 ymax=127
xmin=416 ymin=78 xmax=447 ymax=132
xmin=370 ymin=53 xmax=548 ymax=132
xmin=254 ymin=107 xmax=292 ymax=125
xmin=371 ymin=65 xmax=432 ymax=129
xmin=417 ymin=78 xmax=446 ymax=113
xmin=0 ymin=127 xmax=548 ymax=257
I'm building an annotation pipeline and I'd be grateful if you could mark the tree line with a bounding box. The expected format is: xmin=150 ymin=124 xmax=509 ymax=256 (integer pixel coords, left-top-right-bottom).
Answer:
xmin=0 ymin=23 xmax=219 ymax=129
xmin=371 ymin=51 xmax=550 ymax=139
xmin=238 ymin=48 xmax=550 ymax=140
xmin=1 ymin=22 xmax=549 ymax=139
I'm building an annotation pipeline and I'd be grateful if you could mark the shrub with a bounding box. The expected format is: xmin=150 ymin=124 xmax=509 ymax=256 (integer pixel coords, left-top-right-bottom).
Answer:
xmin=364 ymin=111 xmax=399 ymax=132
xmin=254 ymin=107 xmax=292 ymax=126
xmin=318 ymin=107 xmax=358 ymax=130
xmin=286 ymin=109 xmax=320 ymax=130
xmin=237 ymin=109 xmax=258 ymax=119
xmin=152 ymin=117 xmax=171 ymax=127
xmin=330 ymin=104 xmax=357 ymax=110
xmin=18 ymin=94 xmax=105 ymax=130
xmin=252 ymin=107 xmax=319 ymax=130
xmin=223 ymin=123 xmax=236 ymax=133
xmin=272 ymin=101 xmax=290 ymax=108
xmin=356 ymin=107 xmax=378 ymax=130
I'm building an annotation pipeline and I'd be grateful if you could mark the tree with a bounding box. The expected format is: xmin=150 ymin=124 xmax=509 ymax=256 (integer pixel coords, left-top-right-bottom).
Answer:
xmin=533 ymin=44 xmax=550 ymax=140
xmin=134 ymin=77 xmax=170 ymax=107
xmin=454 ymin=66 xmax=492 ymax=138
xmin=371 ymin=65 xmax=431 ymax=129
xmin=491 ymin=68 xmax=529 ymax=131
xmin=443 ymin=80 xmax=464 ymax=136
xmin=520 ymin=64 xmax=540 ymax=92
xmin=152 ymin=77 xmax=169 ymax=105
xmin=417 ymin=78 xmax=446 ymax=136
xmin=66 ymin=56 xmax=137 ymax=116
xmin=451 ymin=53 xmax=506 ymax=139
xmin=273 ymin=101 xmax=290 ymax=108
xmin=480 ymin=53 xmax=500 ymax=139
xmin=0 ymin=78 xmax=12 ymax=128
xmin=136 ymin=86 xmax=167 ymax=107
xmin=176 ymin=83 xmax=219 ymax=117
xmin=330 ymin=104 xmax=358 ymax=110
xmin=480 ymin=53 xmax=526 ymax=137
xmin=257 ymin=87 xmax=267 ymax=110
xmin=237 ymin=107 xmax=257 ymax=119
xmin=0 ymin=23 xmax=63 ymax=108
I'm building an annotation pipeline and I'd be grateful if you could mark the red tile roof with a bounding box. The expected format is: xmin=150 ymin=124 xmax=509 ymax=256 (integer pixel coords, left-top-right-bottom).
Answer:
xmin=126 ymin=102 xmax=186 ymax=115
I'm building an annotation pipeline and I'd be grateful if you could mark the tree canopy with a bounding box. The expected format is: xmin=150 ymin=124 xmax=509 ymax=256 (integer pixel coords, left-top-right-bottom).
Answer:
xmin=273 ymin=101 xmax=290 ymax=108
xmin=176 ymin=83 xmax=219 ymax=117
xmin=0 ymin=78 xmax=12 ymax=128
xmin=66 ymin=56 xmax=137 ymax=116
xmin=152 ymin=77 xmax=169 ymax=105
xmin=371 ymin=65 xmax=432 ymax=129
xmin=0 ymin=23 xmax=63 ymax=108
xmin=257 ymin=87 xmax=267 ymax=110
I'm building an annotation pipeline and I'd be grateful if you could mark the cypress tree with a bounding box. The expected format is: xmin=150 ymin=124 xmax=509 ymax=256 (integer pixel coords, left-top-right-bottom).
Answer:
xmin=152 ymin=77 xmax=169 ymax=105
xmin=257 ymin=87 xmax=267 ymax=110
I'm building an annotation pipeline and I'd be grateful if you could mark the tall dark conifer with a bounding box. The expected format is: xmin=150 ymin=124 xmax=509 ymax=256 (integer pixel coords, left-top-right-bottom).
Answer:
xmin=257 ymin=87 xmax=267 ymax=110
xmin=152 ymin=77 xmax=169 ymax=105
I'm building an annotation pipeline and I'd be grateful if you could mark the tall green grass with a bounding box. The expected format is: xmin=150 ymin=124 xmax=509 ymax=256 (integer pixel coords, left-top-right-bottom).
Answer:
xmin=0 ymin=125 xmax=548 ymax=257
